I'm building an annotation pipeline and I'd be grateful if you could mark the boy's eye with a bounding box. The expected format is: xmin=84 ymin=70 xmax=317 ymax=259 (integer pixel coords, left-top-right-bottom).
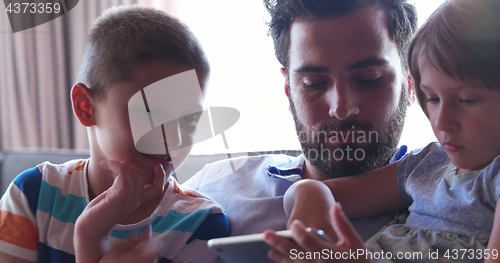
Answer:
xmin=181 ymin=112 xmax=201 ymax=125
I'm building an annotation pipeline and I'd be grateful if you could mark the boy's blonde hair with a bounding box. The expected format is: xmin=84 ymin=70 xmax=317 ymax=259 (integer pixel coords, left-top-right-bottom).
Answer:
xmin=76 ymin=5 xmax=209 ymax=100
xmin=408 ymin=0 xmax=500 ymax=115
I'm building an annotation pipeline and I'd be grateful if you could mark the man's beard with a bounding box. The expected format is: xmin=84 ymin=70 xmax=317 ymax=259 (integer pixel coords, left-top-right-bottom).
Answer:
xmin=290 ymin=86 xmax=407 ymax=179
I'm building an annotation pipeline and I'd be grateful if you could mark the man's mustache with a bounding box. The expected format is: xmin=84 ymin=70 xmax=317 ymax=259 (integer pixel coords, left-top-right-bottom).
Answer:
xmin=312 ymin=120 xmax=376 ymax=142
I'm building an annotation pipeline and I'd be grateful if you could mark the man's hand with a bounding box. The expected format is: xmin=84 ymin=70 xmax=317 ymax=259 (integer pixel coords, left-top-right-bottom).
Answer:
xmin=264 ymin=203 xmax=373 ymax=263
xmin=74 ymin=160 xmax=166 ymax=263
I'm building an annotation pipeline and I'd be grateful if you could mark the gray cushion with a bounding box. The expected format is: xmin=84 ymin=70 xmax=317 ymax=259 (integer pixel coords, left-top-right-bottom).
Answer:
xmin=0 ymin=149 xmax=301 ymax=196
xmin=1 ymin=149 xmax=90 ymax=195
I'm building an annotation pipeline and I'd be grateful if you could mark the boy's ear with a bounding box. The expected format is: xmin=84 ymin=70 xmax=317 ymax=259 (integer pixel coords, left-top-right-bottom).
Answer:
xmin=280 ymin=68 xmax=292 ymax=113
xmin=71 ymin=83 xmax=96 ymax=127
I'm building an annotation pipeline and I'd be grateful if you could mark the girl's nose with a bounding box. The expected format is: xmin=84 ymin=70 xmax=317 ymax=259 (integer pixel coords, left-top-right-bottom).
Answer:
xmin=434 ymin=102 xmax=458 ymax=132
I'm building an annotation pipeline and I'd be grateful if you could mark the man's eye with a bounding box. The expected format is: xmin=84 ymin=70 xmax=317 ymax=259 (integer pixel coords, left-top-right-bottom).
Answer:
xmin=303 ymin=82 xmax=327 ymax=90
xmin=356 ymin=77 xmax=382 ymax=85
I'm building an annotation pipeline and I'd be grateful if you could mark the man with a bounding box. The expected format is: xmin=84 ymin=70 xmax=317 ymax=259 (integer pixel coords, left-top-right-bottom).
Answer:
xmin=183 ymin=0 xmax=417 ymax=241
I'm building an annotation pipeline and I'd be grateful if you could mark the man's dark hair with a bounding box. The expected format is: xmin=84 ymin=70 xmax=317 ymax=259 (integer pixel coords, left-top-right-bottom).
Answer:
xmin=264 ymin=0 xmax=417 ymax=72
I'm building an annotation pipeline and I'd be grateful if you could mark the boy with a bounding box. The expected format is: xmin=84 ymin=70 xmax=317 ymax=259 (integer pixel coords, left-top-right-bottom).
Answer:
xmin=0 ymin=5 xmax=229 ymax=263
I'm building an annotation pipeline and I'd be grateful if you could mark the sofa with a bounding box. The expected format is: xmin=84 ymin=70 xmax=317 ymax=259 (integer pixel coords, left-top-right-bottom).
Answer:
xmin=0 ymin=148 xmax=301 ymax=196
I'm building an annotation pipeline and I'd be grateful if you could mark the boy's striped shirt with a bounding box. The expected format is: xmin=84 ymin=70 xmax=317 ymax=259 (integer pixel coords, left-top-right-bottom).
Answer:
xmin=0 ymin=159 xmax=229 ymax=262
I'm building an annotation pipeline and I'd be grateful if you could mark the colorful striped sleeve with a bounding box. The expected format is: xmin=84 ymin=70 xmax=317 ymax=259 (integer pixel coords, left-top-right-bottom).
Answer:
xmin=0 ymin=167 xmax=42 ymax=261
xmin=163 ymin=210 xmax=229 ymax=263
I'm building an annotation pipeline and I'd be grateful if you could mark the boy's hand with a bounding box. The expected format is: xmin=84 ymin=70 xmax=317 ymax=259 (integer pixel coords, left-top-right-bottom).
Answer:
xmin=264 ymin=203 xmax=373 ymax=263
xmin=74 ymin=161 xmax=166 ymax=263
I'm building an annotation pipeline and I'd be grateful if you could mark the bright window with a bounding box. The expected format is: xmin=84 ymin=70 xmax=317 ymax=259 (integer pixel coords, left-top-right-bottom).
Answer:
xmin=173 ymin=1 xmax=443 ymax=155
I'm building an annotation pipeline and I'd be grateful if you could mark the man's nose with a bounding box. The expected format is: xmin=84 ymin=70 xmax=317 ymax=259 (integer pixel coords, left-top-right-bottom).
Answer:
xmin=327 ymin=79 xmax=359 ymax=120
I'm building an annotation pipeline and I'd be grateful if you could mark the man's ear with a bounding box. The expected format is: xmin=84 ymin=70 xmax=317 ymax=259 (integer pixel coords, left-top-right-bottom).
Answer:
xmin=406 ymin=71 xmax=416 ymax=106
xmin=71 ymin=83 xmax=96 ymax=127
xmin=280 ymin=68 xmax=292 ymax=112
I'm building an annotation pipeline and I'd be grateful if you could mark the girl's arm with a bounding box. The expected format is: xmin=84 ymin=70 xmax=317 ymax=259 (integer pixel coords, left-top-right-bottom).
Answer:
xmin=322 ymin=162 xmax=409 ymax=219
xmin=485 ymin=197 xmax=500 ymax=263
xmin=282 ymin=162 xmax=409 ymax=245
xmin=265 ymin=203 xmax=374 ymax=263
xmin=284 ymin=179 xmax=338 ymax=239
xmin=265 ymin=162 xmax=410 ymax=262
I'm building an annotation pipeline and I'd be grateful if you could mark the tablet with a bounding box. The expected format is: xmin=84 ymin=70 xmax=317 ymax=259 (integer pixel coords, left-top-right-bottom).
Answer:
xmin=208 ymin=230 xmax=293 ymax=263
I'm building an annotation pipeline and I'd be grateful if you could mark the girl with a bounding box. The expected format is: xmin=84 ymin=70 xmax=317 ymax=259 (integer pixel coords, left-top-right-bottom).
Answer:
xmin=264 ymin=0 xmax=500 ymax=262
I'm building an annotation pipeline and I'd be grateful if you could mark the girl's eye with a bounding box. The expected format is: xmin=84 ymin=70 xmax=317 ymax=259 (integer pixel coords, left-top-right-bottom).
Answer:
xmin=458 ymin=99 xmax=477 ymax=105
xmin=425 ymin=97 xmax=440 ymax=104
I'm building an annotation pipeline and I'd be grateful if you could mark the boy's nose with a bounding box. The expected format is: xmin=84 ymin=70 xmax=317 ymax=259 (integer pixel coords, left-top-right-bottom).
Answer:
xmin=327 ymin=80 xmax=359 ymax=120
xmin=162 ymin=120 xmax=183 ymax=151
